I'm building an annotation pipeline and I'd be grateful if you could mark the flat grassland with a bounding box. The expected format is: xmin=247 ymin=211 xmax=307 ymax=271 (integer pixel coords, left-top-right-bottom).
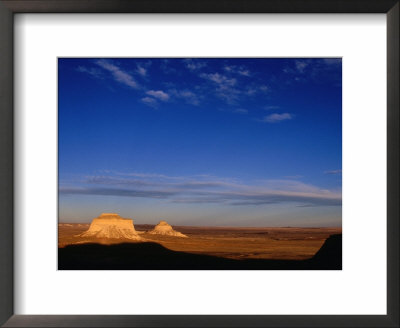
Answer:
xmin=58 ymin=224 xmax=341 ymax=261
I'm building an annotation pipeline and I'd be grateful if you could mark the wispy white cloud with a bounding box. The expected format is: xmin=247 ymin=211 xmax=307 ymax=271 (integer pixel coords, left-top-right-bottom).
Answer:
xmin=223 ymin=65 xmax=234 ymax=72
xmin=184 ymin=59 xmax=207 ymax=71
xmin=136 ymin=64 xmax=147 ymax=77
xmin=194 ymin=66 xmax=269 ymax=105
xmin=217 ymin=90 xmax=241 ymax=105
xmin=245 ymin=84 xmax=269 ymax=96
xmin=200 ymin=72 xmax=240 ymax=104
xmin=200 ymin=72 xmax=237 ymax=86
xmin=135 ymin=61 xmax=152 ymax=77
xmin=60 ymin=187 xmax=176 ymax=199
xmin=86 ymin=176 xmax=152 ymax=187
xmin=76 ymin=66 xmax=103 ymax=79
xmin=322 ymin=58 xmax=341 ymax=65
xmin=283 ymin=60 xmax=309 ymax=75
xmin=245 ymin=88 xmax=257 ymax=96
xmin=256 ymin=179 xmax=325 ymax=194
xmin=258 ymin=85 xmax=269 ymax=92
xmin=85 ymin=175 xmax=234 ymax=190
xmin=141 ymin=96 xmax=158 ymax=108
xmin=115 ymin=172 xmax=186 ymax=180
xmin=283 ymin=67 xmax=293 ymax=74
xmin=261 ymin=113 xmax=293 ymax=123
xmin=264 ymin=105 xmax=280 ymax=110
xmin=224 ymin=65 xmax=251 ymax=77
xmin=282 ymin=58 xmax=341 ymax=87
xmin=60 ymin=172 xmax=342 ymax=207
xmin=170 ymin=89 xmax=200 ymax=106
xmin=295 ymin=60 xmax=308 ymax=73
xmin=239 ymin=69 xmax=250 ymax=76
xmin=146 ymin=90 xmax=170 ymax=101
xmin=234 ymin=108 xmax=248 ymax=114
xmin=325 ymin=169 xmax=342 ymax=175
xmin=283 ymin=175 xmax=303 ymax=179
xmin=95 ymin=59 xmax=139 ymax=89
xmin=160 ymin=59 xmax=178 ymax=75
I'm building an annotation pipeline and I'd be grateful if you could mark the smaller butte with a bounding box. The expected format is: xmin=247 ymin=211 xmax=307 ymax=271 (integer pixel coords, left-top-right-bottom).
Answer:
xmin=148 ymin=220 xmax=188 ymax=238
xmin=79 ymin=213 xmax=143 ymax=240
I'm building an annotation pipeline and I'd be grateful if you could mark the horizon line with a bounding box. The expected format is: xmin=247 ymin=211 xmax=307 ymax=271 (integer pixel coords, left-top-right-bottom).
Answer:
xmin=58 ymin=222 xmax=342 ymax=229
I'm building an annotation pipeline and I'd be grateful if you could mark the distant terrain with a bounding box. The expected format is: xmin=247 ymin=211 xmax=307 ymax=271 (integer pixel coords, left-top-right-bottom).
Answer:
xmin=58 ymin=223 xmax=341 ymax=269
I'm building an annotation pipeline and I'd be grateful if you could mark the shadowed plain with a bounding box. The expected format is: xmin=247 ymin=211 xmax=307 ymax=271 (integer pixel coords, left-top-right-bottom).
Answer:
xmin=58 ymin=234 xmax=341 ymax=270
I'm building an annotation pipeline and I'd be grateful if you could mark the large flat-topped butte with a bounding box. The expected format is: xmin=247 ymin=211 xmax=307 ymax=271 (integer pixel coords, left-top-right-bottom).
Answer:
xmin=80 ymin=213 xmax=143 ymax=240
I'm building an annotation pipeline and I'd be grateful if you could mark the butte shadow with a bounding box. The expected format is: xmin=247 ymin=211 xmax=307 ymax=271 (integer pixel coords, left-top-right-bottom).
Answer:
xmin=58 ymin=234 xmax=342 ymax=270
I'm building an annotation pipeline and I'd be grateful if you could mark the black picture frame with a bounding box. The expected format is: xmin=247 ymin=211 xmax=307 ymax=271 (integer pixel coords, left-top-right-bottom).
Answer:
xmin=0 ymin=1 xmax=398 ymax=327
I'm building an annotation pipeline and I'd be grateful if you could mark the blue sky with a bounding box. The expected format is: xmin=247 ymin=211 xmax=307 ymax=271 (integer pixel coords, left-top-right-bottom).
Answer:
xmin=58 ymin=58 xmax=342 ymax=227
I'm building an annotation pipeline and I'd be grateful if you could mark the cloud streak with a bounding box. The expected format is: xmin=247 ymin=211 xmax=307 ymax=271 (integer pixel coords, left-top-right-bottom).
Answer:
xmin=184 ymin=59 xmax=207 ymax=71
xmin=261 ymin=113 xmax=293 ymax=123
xmin=60 ymin=172 xmax=341 ymax=207
xmin=141 ymin=96 xmax=158 ymax=108
xmin=95 ymin=59 xmax=139 ymax=89
xmin=200 ymin=72 xmax=241 ymax=104
xmin=200 ymin=72 xmax=237 ymax=86
xmin=60 ymin=187 xmax=176 ymax=199
xmin=146 ymin=90 xmax=170 ymax=101
xmin=325 ymin=169 xmax=342 ymax=175
xmin=77 ymin=66 xmax=103 ymax=79
xmin=169 ymin=89 xmax=200 ymax=106
xmin=234 ymin=108 xmax=248 ymax=114
xmin=136 ymin=63 xmax=148 ymax=77
xmin=295 ymin=60 xmax=308 ymax=73
xmin=223 ymin=65 xmax=251 ymax=77
xmin=60 ymin=185 xmax=341 ymax=207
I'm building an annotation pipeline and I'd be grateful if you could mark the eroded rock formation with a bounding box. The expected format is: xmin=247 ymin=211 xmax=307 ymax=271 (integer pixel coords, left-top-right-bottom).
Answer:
xmin=80 ymin=213 xmax=143 ymax=240
xmin=148 ymin=220 xmax=188 ymax=238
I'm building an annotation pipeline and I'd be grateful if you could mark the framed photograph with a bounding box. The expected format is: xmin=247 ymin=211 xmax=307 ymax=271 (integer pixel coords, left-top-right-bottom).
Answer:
xmin=57 ymin=57 xmax=342 ymax=271
xmin=0 ymin=0 xmax=398 ymax=327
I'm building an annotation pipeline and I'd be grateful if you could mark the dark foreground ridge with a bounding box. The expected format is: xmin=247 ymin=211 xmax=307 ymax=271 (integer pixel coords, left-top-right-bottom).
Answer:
xmin=58 ymin=234 xmax=342 ymax=270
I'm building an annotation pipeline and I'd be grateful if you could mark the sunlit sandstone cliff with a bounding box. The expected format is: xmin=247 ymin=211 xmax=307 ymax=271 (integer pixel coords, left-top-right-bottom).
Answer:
xmin=148 ymin=220 xmax=188 ymax=238
xmin=80 ymin=213 xmax=143 ymax=240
